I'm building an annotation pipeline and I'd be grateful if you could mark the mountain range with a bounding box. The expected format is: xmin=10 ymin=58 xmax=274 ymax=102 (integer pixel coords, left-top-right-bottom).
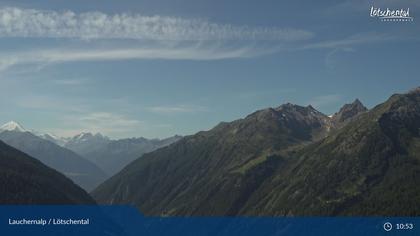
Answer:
xmin=0 ymin=121 xmax=181 ymax=191
xmin=0 ymin=126 xmax=107 ymax=191
xmin=93 ymin=88 xmax=420 ymax=216
xmin=64 ymin=133 xmax=182 ymax=176
xmin=1 ymin=87 xmax=418 ymax=215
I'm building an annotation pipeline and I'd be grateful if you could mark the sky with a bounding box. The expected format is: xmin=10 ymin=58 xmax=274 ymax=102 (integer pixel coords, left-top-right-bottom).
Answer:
xmin=0 ymin=0 xmax=419 ymax=139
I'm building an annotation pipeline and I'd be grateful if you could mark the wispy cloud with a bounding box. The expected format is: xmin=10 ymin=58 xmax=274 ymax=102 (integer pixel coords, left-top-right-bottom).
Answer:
xmin=148 ymin=105 xmax=208 ymax=114
xmin=11 ymin=93 xmax=151 ymax=137
xmin=15 ymin=94 xmax=88 ymax=112
xmin=0 ymin=7 xmax=314 ymax=72
xmin=52 ymin=78 xmax=87 ymax=85
xmin=0 ymin=7 xmax=313 ymax=41
xmin=300 ymin=32 xmax=395 ymax=50
xmin=0 ymin=45 xmax=273 ymax=71
xmin=78 ymin=112 xmax=142 ymax=128
xmin=325 ymin=48 xmax=354 ymax=70
xmin=54 ymin=112 xmax=145 ymax=137
xmin=0 ymin=7 xmax=409 ymax=74
xmin=299 ymin=32 xmax=399 ymax=70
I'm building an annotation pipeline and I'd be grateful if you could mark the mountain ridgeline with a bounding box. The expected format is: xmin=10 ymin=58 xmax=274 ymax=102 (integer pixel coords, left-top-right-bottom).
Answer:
xmin=94 ymin=88 xmax=420 ymax=216
xmin=65 ymin=133 xmax=182 ymax=176
xmin=0 ymin=141 xmax=94 ymax=204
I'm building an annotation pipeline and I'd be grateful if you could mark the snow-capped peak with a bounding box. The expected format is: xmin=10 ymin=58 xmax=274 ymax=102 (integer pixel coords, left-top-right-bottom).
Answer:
xmin=0 ymin=121 xmax=69 ymax=146
xmin=0 ymin=121 xmax=27 ymax=132
xmin=71 ymin=132 xmax=109 ymax=142
xmin=36 ymin=132 xmax=69 ymax=146
xmin=73 ymin=132 xmax=93 ymax=140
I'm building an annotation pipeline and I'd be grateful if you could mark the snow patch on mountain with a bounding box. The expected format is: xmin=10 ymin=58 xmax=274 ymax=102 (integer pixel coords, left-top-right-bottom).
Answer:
xmin=0 ymin=121 xmax=27 ymax=132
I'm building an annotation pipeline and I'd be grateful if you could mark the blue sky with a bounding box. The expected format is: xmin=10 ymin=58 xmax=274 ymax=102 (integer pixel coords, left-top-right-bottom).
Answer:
xmin=0 ymin=0 xmax=419 ymax=138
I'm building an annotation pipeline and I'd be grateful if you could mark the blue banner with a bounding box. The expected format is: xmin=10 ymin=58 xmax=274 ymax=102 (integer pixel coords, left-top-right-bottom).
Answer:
xmin=0 ymin=206 xmax=418 ymax=236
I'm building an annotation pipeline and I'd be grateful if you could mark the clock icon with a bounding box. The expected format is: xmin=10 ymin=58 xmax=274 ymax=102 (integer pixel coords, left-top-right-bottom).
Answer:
xmin=384 ymin=222 xmax=393 ymax=232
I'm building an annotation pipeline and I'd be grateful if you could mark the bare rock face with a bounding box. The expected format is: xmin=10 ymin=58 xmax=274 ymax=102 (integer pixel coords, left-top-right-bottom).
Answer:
xmin=332 ymin=99 xmax=368 ymax=126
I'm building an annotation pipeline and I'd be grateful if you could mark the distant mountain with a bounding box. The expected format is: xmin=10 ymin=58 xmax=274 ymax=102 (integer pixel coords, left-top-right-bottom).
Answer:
xmin=65 ymin=132 xmax=111 ymax=154
xmin=0 ymin=129 xmax=107 ymax=191
xmin=332 ymin=99 xmax=367 ymax=127
xmin=93 ymin=88 xmax=420 ymax=216
xmin=0 ymin=121 xmax=69 ymax=146
xmin=0 ymin=121 xmax=26 ymax=132
xmin=0 ymin=140 xmax=94 ymax=204
xmin=0 ymin=121 xmax=181 ymax=187
xmin=35 ymin=133 xmax=70 ymax=146
xmin=65 ymin=133 xmax=182 ymax=176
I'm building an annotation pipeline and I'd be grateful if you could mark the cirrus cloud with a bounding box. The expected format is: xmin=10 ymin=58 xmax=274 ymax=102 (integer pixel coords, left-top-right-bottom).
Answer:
xmin=0 ymin=7 xmax=314 ymax=72
xmin=0 ymin=7 xmax=313 ymax=41
xmin=148 ymin=105 xmax=209 ymax=114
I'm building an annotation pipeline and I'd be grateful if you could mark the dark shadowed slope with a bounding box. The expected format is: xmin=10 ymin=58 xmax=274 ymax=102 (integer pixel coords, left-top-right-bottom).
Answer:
xmin=0 ymin=140 xmax=95 ymax=204
xmin=0 ymin=131 xmax=107 ymax=191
